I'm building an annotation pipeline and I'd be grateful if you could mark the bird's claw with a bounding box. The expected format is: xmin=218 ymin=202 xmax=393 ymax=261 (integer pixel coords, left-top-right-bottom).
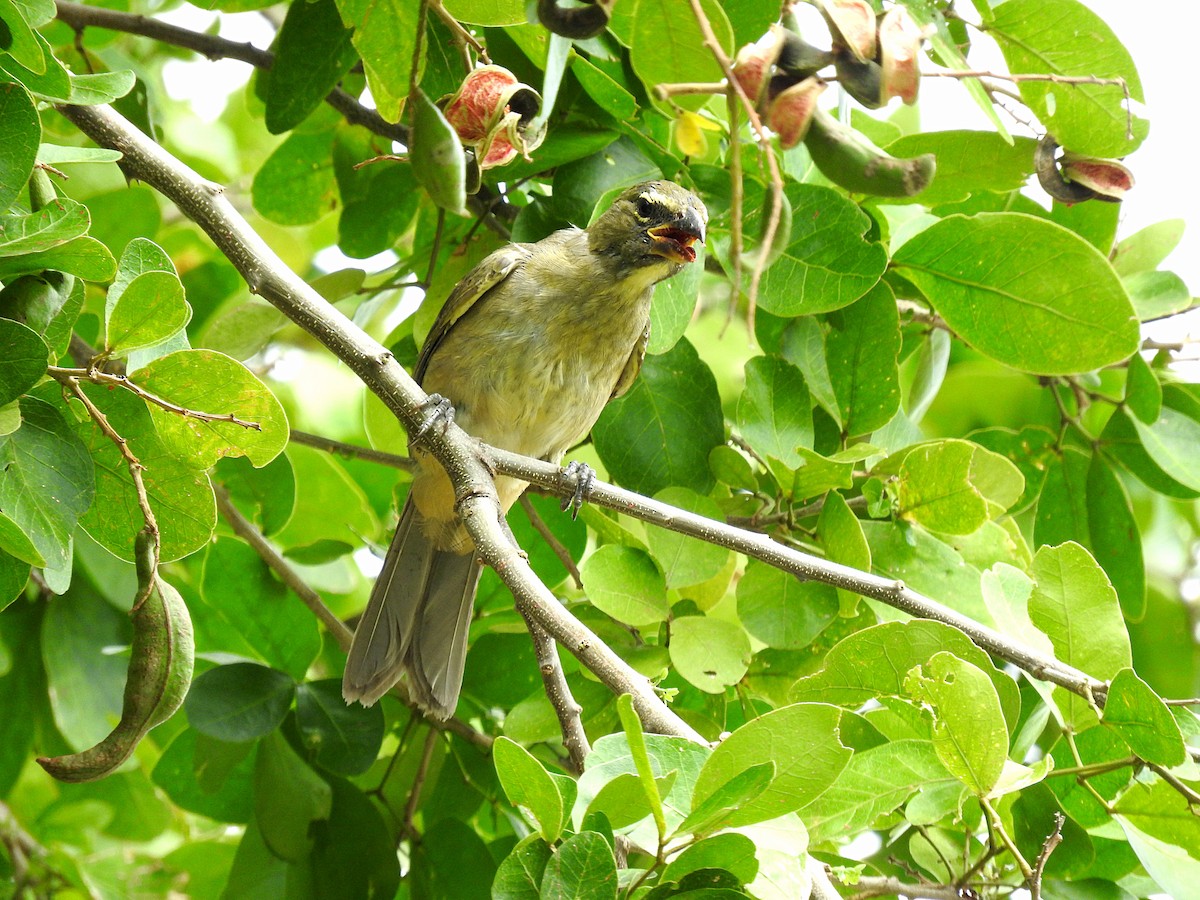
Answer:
xmin=412 ymin=394 xmax=454 ymax=447
xmin=560 ymin=460 xmax=595 ymax=520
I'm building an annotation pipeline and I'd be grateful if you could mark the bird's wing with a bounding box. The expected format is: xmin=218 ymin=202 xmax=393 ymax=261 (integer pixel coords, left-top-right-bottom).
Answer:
xmin=610 ymin=321 xmax=650 ymax=401
xmin=414 ymin=243 xmax=535 ymax=384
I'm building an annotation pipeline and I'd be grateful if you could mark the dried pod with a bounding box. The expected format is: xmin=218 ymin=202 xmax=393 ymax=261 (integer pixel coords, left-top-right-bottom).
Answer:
xmin=767 ymin=76 xmax=826 ymax=149
xmin=1061 ymin=153 xmax=1134 ymax=202
xmin=879 ymin=6 xmax=924 ymax=105
xmin=815 ymin=0 xmax=877 ymax=62
xmin=733 ymin=26 xmax=785 ymax=110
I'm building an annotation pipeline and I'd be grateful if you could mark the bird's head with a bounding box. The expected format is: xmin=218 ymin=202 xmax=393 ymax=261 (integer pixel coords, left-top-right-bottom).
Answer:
xmin=587 ymin=181 xmax=708 ymax=274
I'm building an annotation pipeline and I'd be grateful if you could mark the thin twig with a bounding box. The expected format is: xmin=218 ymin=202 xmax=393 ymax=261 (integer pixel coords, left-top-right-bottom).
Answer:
xmin=429 ymin=0 xmax=487 ymax=64
xmin=519 ymin=495 xmax=583 ymax=589
xmin=684 ymin=0 xmax=781 ymax=318
xmin=982 ymin=796 xmax=1033 ymax=880
xmin=848 ymin=876 xmax=966 ymax=900
xmin=402 ymin=727 xmax=441 ymax=839
xmin=289 ymin=429 xmax=414 ymax=470
xmin=1029 ymin=812 xmax=1065 ymax=900
xmin=521 ymin=611 xmax=591 ymax=774
xmin=48 ymin=365 xmax=262 ymax=431
xmin=1147 ymin=762 xmax=1200 ymax=807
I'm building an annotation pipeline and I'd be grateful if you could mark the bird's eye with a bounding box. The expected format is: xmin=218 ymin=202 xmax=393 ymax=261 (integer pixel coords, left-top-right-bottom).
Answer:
xmin=635 ymin=196 xmax=655 ymax=219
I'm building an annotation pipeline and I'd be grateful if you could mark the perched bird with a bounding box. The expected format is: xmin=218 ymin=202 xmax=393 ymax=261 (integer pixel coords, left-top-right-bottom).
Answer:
xmin=342 ymin=180 xmax=708 ymax=717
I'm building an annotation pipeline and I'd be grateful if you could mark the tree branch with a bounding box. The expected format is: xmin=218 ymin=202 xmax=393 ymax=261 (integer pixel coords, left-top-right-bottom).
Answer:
xmin=521 ymin=611 xmax=591 ymax=774
xmin=59 ymin=101 xmax=704 ymax=744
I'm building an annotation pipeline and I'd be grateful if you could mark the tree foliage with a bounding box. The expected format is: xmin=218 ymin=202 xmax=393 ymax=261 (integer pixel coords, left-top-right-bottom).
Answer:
xmin=1 ymin=0 xmax=1198 ymax=898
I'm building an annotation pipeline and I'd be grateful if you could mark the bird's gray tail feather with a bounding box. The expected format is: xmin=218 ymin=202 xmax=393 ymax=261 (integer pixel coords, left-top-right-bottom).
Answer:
xmin=342 ymin=499 xmax=481 ymax=718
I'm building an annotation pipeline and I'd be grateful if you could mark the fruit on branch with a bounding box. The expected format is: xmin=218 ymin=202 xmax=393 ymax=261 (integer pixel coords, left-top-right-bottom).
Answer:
xmin=1035 ymin=134 xmax=1132 ymax=204
xmin=37 ymin=528 xmax=194 ymax=782
xmin=804 ymin=107 xmax=935 ymax=197
xmin=441 ymin=65 xmax=544 ymax=171
xmin=766 ymin=76 xmax=826 ymax=148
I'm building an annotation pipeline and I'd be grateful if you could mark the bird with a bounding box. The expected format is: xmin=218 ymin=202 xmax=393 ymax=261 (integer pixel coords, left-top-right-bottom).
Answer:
xmin=342 ymin=180 xmax=708 ymax=718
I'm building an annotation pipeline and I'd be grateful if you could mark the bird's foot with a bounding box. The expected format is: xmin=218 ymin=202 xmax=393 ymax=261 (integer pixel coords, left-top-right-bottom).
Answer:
xmin=560 ymin=460 xmax=596 ymax=520
xmin=412 ymin=393 xmax=455 ymax=447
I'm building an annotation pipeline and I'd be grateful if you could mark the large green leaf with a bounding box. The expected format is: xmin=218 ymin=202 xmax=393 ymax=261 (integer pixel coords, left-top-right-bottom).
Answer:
xmin=628 ymin=0 xmax=731 ymax=112
xmin=593 ymin=337 xmax=723 ymax=495
xmin=825 ymin=282 xmax=901 ymax=435
xmin=105 ymin=270 xmax=191 ymax=356
xmin=579 ymin=544 xmax=669 ymax=627
xmin=0 ymin=396 xmax=93 ymax=570
xmin=893 ymin=213 xmax=1139 ymax=375
xmin=887 ymin=132 xmax=1037 ymax=206
xmin=0 ymin=317 xmax=47 ymax=405
xmin=133 ymin=349 xmax=289 ymax=469
xmin=737 ymin=559 xmax=838 ymax=650
xmin=251 ymin=130 xmax=338 ymax=225
xmin=1102 ymin=668 xmax=1185 ymax=767
xmin=989 ymin=0 xmax=1147 ymax=157
xmin=692 ymin=703 xmax=849 ymax=827
xmin=184 ymin=662 xmax=295 ymax=742
xmin=1029 ymin=542 xmax=1131 ymax=728
xmin=265 ymin=0 xmax=357 ymax=134
xmin=494 ymin=737 xmax=565 ymax=843
xmin=895 ymin=439 xmax=1024 ymax=535
xmin=736 ymin=354 xmax=812 ymax=469
xmin=0 ymin=198 xmax=90 ymax=255
xmin=668 ymin=615 xmax=751 ymax=694
xmin=335 ymin=0 xmax=419 ymax=122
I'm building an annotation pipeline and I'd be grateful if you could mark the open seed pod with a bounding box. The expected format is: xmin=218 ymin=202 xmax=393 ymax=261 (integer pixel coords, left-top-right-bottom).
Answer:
xmin=441 ymin=65 xmax=543 ymax=170
xmin=879 ymin=6 xmax=924 ymax=105
xmin=814 ymin=0 xmax=877 ymax=62
xmin=733 ymin=26 xmax=786 ymax=110
xmin=834 ymin=52 xmax=884 ymax=109
xmin=767 ymin=76 xmax=826 ymax=149
xmin=1061 ymin=153 xmax=1135 ymax=202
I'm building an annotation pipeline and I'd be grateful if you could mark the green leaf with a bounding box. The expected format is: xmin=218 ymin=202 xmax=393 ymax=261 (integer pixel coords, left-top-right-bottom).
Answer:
xmin=0 ymin=397 xmax=93 ymax=570
xmin=582 ymin=771 xmax=677 ymax=831
xmin=294 ymin=679 xmax=384 ymax=776
xmin=0 ymin=271 xmax=82 ymax=356
xmin=200 ymin=538 xmax=322 ymax=679
xmin=1115 ymin=779 xmax=1200 ymax=898
xmin=645 ymin=487 xmax=730 ymax=589
xmin=0 ymin=509 xmax=43 ymax=566
xmin=184 ymin=662 xmax=295 ymax=742
xmin=904 ymin=652 xmax=1008 ymax=796
xmin=0 ymin=235 xmax=116 ymax=283
xmin=1086 ymin=453 xmax=1145 ymax=621
xmin=628 ymin=0 xmax=731 ymax=112
xmin=273 ymin=445 xmax=379 ymax=549
xmin=990 ymin=0 xmax=1147 ymax=157
xmin=1102 ymin=668 xmax=1186 ymax=767
xmin=790 ymin=620 xmax=1021 ymax=734
xmin=409 ymin=86 xmax=467 ymax=216
xmin=818 ymin=490 xmax=871 ymax=614
xmin=1101 ymin=409 xmax=1199 ymax=500
xmin=254 ymin=730 xmax=332 ymax=862
xmin=799 ymin=739 xmax=953 ymax=844
xmin=668 ymin=615 xmax=751 ymax=694
xmin=616 ymin=693 xmax=667 ymax=837
xmin=750 ymin=184 xmax=888 ymax=316
xmin=0 ymin=0 xmax=44 ymax=73
xmin=0 ymin=31 xmax=69 ymax=101
xmin=887 ymin=132 xmax=1037 ymax=206
xmin=492 ymin=834 xmax=552 ymax=900
xmin=1123 ymin=271 xmax=1191 ymax=321
xmin=1129 ymin=407 xmax=1200 ymax=491
xmin=674 ymin=762 xmax=773 ymax=838
xmin=251 ymin=130 xmax=338 ymax=225
xmin=153 ymin=729 xmax=256 ymax=823
xmin=539 ymin=831 xmax=617 ymax=900
xmin=265 ymin=0 xmax=357 ymax=134
xmin=737 ymin=559 xmax=838 ymax=649
xmin=1124 ymin=352 xmax=1162 ymax=424
xmin=896 ymin=439 xmax=1023 ymax=534
xmin=736 ymin=354 xmax=811 ymax=469
xmin=893 ymin=214 xmax=1139 ymax=375
xmin=580 ymin=544 xmax=669 ymax=627
xmin=76 ymin=386 xmax=215 ymax=563
xmin=494 ymin=736 xmax=564 ymax=843
xmin=0 ymin=317 xmax=46 ymax=405
xmin=826 ymin=281 xmax=902 ymax=435
xmin=105 ymin=271 xmax=191 ymax=355
xmin=1029 ymin=542 xmax=1131 ymax=728
xmin=68 ymin=70 xmax=136 ymax=105
xmin=36 ymin=143 xmax=123 ymax=166
xmin=647 ymin=241 xmax=703 ymax=355
xmin=593 ymin=337 xmax=723 ymax=496
xmin=336 ymin=0 xmax=418 ymax=122
xmin=132 ymin=349 xmax=289 ymax=469
xmin=780 ymin=316 xmax=840 ymax=427
xmin=441 ymin=0 xmax=523 ymax=24
xmin=0 ymin=198 xmax=90 ymax=255
xmin=1112 ymin=219 xmax=1185 ymax=276
xmin=661 ymin=832 xmax=758 ymax=884
xmin=692 ymin=703 xmax=850 ymax=827
xmin=570 ymin=55 xmax=638 ymax=125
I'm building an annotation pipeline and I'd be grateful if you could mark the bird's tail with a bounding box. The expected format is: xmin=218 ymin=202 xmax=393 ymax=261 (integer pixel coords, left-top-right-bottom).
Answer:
xmin=342 ymin=499 xmax=481 ymax=718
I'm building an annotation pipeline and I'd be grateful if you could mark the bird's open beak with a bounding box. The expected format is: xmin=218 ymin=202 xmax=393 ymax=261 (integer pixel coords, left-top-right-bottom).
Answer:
xmin=649 ymin=208 xmax=706 ymax=264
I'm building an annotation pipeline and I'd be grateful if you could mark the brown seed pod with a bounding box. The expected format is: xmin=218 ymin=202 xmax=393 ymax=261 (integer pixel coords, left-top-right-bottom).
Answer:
xmin=767 ymin=77 xmax=826 ymax=148
xmin=1061 ymin=153 xmax=1135 ymax=202
xmin=815 ymin=0 xmax=877 ymax=62
xmin=879 ymin=6 xmax=924 ymax=105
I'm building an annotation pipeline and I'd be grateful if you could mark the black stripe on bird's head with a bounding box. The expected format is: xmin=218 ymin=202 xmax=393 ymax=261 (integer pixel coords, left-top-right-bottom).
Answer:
xmin=588 ymin=181 xmax=708 ymax=270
